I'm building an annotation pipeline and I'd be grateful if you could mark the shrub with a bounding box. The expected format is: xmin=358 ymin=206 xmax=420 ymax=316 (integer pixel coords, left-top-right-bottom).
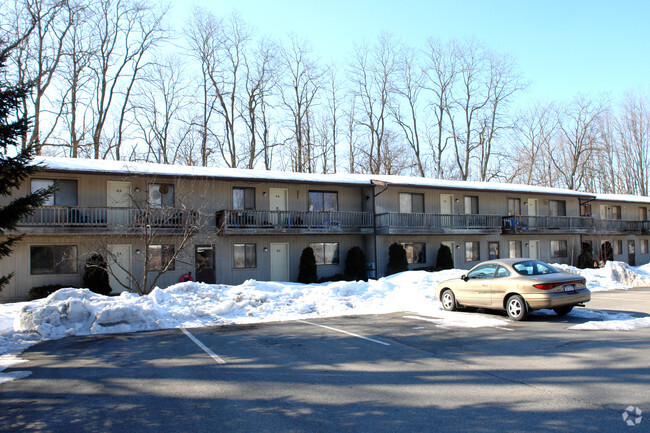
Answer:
xmin=600 ymin=241 xmax=614 ymax=263
xmin=83 ymin=253 xmax=112 ymax=295
xmin=577 ymin=242 xmax=596 ymax=269
xmin=297 ymin=247 xmax=318 ymax=283
xmin=436 ymin=244 xmax=454 ymax=270
xmin=345 ymin=246 xmax=367 ymax=281
xmin=317 ymin=273 xmax=354 ymax=283
xmin=28 ymin=284 xmax=66 ymax=300
xmin=386 ymin=243 xmax=408 ymax=276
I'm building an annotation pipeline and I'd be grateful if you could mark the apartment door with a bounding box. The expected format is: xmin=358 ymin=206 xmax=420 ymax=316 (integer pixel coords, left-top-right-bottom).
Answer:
xmin=440 ymin=194 xmax=454 ymax=227
xmin=527 ymin=199 xmax=538 ymax=227
xmin=628 ymin=240 xmax=636 ymax=266
xmin=107 ymin=244 xmax=131 ymax=293
xmin=107 ymin=181 xmax=131 ymax=226
xmin=528 ymin=240 xmax=540 ymax=260
xmin=195 ymin=245 xmax=216 ymax=284
xmin=270 ymin=243 xmax=289 ymax=282
xmin=269 ymin=188 xmax=288 ymax=225
xmin=441 ymin=241 xmax=456 ymax=268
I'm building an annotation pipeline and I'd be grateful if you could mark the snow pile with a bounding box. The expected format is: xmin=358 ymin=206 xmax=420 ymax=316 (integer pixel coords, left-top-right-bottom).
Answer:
xmin=552 ymin=261 xmax=650 ymax=292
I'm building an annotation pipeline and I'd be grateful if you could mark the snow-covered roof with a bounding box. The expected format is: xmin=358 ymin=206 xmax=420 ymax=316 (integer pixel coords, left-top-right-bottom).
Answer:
xmin=594 ymin=193 xmax=650 ymax=205
xmin=34 ymin=156 xmax=600 ymax=198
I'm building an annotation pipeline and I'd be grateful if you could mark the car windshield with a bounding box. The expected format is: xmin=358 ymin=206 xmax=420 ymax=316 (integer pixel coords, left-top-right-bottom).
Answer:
xmin=512 ymin=260 xmax=559 ymax=276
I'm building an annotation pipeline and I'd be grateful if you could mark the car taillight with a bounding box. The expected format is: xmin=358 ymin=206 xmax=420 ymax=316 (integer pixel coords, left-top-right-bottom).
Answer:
xmin=533 ymin=283 xmax=562 ymax=290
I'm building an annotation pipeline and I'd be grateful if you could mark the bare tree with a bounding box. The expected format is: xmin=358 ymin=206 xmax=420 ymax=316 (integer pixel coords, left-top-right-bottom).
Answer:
xmin=617 ymin=90 xmax=650 ymax=195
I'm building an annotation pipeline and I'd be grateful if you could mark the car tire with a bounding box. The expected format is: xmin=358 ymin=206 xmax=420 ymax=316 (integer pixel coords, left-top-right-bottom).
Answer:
xmin=440 ymin=289 xmax=457 ymax=311
xmin=553 ymin=306 xmax=573 ymax=316
xmin=506 ymin=295 xmax=528 ymax=321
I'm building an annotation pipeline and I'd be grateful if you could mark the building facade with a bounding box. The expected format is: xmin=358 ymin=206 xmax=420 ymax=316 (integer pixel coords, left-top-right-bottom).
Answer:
xmin=2 ymin=157 xmax=649 ymax=302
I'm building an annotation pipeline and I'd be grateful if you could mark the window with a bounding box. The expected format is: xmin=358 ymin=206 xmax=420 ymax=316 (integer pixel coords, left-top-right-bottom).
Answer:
xmin=308 ymin=191 xmax=338 ymax=212
xmin=640 ymin=207 xmax=648 ymax=221
xmin=513 ymin=260 xmax=559 ymax=275
xmin=614 ymin=240 xmax=623 ymax=255
xmin=509 ymin=240 xmax=522 ymax=258
xmin=488 ymin=242 xmax=500 ymax=260
xmin=310 ymin=242 xmax=339 ymax=265
xmin=581 ymin=203 xmax=592 ymax=217
xmin=467 ymin=263 xmax=497 ymax=279
xmin=234 ymin=243 xmax=257 ymax=268
xmin=399 ymin=193 xmax=424 ymax=213
xmin=31 ymin=179 xmax=77 ymax=206
xmin=551 ymin=240 xmax=568 ymax=258
xmin=464 ymin=196 xmax=479 ymax=215
xmin=233 ymin=187 xmax=255 ymax=210
xmin=549 ymin=200 xmax=566 ymax=216
xmin=148 ymin=244 xmax=175 ymax=271
xmin=612 ymin=206 xmax=622 ymax=220
xmin=465 ymin=241 xmax=480 ymax=262
xmin=642 ymin=240 xmax=649 ymax=254
xmin=495 ymin=266 xmax=510 ymax=278
xmin=149 ymin=183 xmax=174 ymax=208
xmin=508 ymin=198 xmax=521 ymax=216
xmin=401 ymin=242 xmax=426 ymax=264
xmin=30 ymin=245 xmax=78 ymax=275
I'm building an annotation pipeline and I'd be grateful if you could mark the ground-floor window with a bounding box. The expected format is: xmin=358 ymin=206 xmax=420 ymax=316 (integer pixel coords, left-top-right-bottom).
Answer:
xmin=465 ymin=241 xmax=480 ymax=262
xmin=551 ymin=240 xmax=568 ymax=258
xmin=509 ymin=241 xmax=522 ymax=258
xmin=641 ymin=239 xmax=649 ymax=254
xmin=310 ymin=242 xmax=339 ymax=265
xmin=488 ymin=242 xmax=499 ymax=260
xmin=401 ymin=242 xmax=426 ymax=264
xmin=148 ymin=244 xmax=175 ymax=271
xmin=614 ymin=240 xmax=623 ymax=255
xmin=30 ymin=245 xmax=78 ymax=275
xmin=234 ymin=243 xmax=257 ymax=268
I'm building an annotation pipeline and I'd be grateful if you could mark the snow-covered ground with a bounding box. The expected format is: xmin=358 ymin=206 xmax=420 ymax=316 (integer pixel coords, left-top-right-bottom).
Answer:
xmin=2 ymin=261 xmax=650 ymax=384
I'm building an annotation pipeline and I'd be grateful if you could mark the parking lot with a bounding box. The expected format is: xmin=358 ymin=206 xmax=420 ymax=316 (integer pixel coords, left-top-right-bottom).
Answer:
xmin=2 ymin=289 xmax=650 ymax=432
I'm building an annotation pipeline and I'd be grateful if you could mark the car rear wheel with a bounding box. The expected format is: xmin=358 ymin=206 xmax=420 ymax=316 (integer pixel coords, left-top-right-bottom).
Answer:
xmin=553 ymin=305 xmax=573 ymax=316
xmin=506 ymin=295 xmax=528 ymax=321
xmin=440 ymin=289 xmax=457 ymax=311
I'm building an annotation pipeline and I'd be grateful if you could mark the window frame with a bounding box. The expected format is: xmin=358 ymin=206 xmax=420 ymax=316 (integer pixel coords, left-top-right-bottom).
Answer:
xmin=29 ymin=245 xmax=78 ymax=275
xmin=233 ymin=187 xmax=256 ymax=210
xmin=401 ymin=242 xmax=426 ymax=264
xmin=148 ymin=244 xmax=176 ymax=271
xmin=31 ymin=178 xmax=78 ymax=206
xmin=641 ymin=239 xmax=649 ymax=255
xmin=549 ymin=200 xmax=567 ymax=217
xmin=399 ymin=192 xmax=425 ymax=213
xmin=308 ymin=190 xmax=338 ymax=212
xmin=550 ymin=240 xmax=568 ymax=258
xmin=149 ymin=183 xmax=175 ymax=208
xmin=233 ymin=243 xmax=257 ymax=269
xmin=465 ymin=241 xmax=480 ymax=262
xmin=507 ymin=198 xmax=521 ymax=216
xmin=464 ymin=196 xmax=479 ymax=215
xmin=309 ymin=242 xmax=340 ymax=265
xmin=509 ymin=240 xmax=522 ymax=258
xmin=488 ymin=242 xmax=500 ymax=260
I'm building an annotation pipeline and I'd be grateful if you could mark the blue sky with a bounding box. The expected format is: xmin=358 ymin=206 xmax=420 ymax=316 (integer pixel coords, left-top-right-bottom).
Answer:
xmin=173 ymin=0 xmax=650 ymax=106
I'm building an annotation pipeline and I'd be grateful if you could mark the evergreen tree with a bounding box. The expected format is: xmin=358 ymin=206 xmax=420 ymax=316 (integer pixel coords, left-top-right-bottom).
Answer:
xmin=436 ymin=244 xmax=454 ymax=269
xmin=345 ymin=246 xmax=367 ymax=281
xmin=83 ymin=253 xmax=112 ymax=295
xmin=0 ymin=47 xmax=54 ymax=290
xmin=297 ymin=247 xmax=318 ymax=283
xmin=386 ymin=243 xmax=408 ymax=275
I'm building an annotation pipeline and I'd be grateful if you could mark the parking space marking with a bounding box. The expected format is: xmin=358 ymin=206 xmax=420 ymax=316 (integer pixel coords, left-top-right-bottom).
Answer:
xmin=298 ymin=320 xmax=391 ymax=346
xmin=404 ymin=315 xmax=514 ymax=331
xmin=180 ymin=327 xmax=227 ymax=364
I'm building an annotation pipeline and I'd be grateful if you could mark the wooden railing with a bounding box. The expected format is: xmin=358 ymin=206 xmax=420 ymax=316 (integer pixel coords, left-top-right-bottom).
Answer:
xmin=216 ymin=210 xmax=373 ymax=232
xmin=375 ymin=213 xmax=503 ymax=231
xmin=502 ymin=215 xmax=650 ymax=233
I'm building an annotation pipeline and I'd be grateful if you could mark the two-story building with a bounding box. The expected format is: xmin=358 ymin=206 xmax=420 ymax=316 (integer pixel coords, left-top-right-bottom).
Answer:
xmin=1 ymin=156 xmax=649 ymax=302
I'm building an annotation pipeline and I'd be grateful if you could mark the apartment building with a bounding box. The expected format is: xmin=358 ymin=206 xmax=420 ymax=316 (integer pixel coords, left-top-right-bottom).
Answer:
xmin=1 ymin=156 xmax=649 ymax=302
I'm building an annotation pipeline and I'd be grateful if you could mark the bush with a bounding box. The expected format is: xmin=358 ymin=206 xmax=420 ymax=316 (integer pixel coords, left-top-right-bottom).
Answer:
xmin=386 ymin=243 xmax=408 ymax=276
xmin=436 ymin=244 xmax=454 ymax=270
xmin=317 ymin=273 xmax=354 ymax=283
xmin=577 ymin=242 xmax=596 ymax=269
xmin=83 ymin=253 xmax=112 ymax=295
xmin=600 ymin=241 xmax=614 ymax=263
xmin=345 ymin=246 xmax=367 ymax=281
xmin=28 ymin=284 xmax=66 ymax=300
xmin=297 ymin=247 xmax=318 ymax=283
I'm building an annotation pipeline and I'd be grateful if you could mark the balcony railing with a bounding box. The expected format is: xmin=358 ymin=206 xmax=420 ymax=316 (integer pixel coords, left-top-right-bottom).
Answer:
xmin=216 ymin=210 xmax=373 ymax=234
xmin=502 ymin=215 xmax=650 ymax=234
xmin=375 ymin=213 xmax=503 ymax=234
xmin=15 ymin=206 xmax=198 ymax=233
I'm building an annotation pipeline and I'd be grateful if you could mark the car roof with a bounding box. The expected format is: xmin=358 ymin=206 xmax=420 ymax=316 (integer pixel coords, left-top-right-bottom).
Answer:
xmin=475 ymin=258 xmax=540 ymax=266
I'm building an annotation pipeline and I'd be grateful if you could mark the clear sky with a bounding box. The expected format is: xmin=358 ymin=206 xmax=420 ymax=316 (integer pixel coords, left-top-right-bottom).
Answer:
xmin=172 ymin=0 xmax=650 ymax=107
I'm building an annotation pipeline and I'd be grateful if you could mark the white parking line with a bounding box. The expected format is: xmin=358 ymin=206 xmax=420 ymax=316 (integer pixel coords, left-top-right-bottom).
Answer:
xmin=180 ymin=327 xmax=227 ymax=364
xmin=298 ymin=320 xmax=391 ymax=346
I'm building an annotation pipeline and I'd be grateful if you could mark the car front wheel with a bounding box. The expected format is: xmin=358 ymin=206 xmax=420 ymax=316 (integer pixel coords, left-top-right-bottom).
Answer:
xmin=440 ymin=289 xmax=457 ymax=311
xmin=506 ymin=295 xmax=528 ymax=321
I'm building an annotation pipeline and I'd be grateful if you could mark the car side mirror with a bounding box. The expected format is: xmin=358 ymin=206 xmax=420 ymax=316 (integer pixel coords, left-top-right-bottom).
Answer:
xmin=461 ymin=274 xmax=468 ymax=282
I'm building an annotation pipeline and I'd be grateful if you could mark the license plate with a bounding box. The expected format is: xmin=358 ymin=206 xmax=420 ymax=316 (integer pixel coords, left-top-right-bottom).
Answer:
xmin=564 ymin=285 xmax=575 ymax=292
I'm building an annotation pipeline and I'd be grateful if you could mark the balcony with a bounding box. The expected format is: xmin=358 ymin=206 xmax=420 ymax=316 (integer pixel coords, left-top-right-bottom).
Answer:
xmin=502 ymin=215 xmax=650 ymax=234
xmin=216 ymin=210 xmax=374 ymax=235
xmin=14 ymin=206 xmax=198 ymax=235
xmin=375 ymin=213 xmax=502 ymax=235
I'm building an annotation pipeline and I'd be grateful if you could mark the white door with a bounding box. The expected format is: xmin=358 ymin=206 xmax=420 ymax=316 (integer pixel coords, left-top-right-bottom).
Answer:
xmin=107 ymin=244 xmax=131 ymax=293
xmin=600 ymin=205 xmax=608 ymax=220
xmin=269 ymin=188 xmax=288 ymax=225
xmin=528 ymin=240 xmax=540 ymax=260
xmin=527 ymin=198 xmax=538 ymax=227
xmin=107 ymin=181 xmax=131 ymax=226
xmin=440 ymin=194 xmax=454 ymax=227
xmin=270 ymin=243 xmax=289 ymax=282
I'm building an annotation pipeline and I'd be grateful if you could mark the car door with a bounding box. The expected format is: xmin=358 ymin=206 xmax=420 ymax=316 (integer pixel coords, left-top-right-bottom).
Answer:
xmin=489 ymin=265 xmax=512 ymax=308
xmin=459 ymin=264 xmax=498 ymax=307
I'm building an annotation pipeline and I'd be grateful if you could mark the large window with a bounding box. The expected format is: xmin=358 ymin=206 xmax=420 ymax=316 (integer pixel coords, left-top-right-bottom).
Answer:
xmin=30 ymin=245 xmax=78 ymax=275
xmin=148 ymin=244 xmax=175 ymax=271
xmin=233 ymin=243 xmax=257 ymax=268
xmin=464 ymin=196 xmax=479 ymax=215
xmin=508 ymin=198 xmax=521 ymax=216
xmin=549 ymin=200 xmax=566 ymax=216
xmin=509 ymin=240 xmax=522 ymax=258
xmin=31 ymin=179 xmax=77 ymax=206
xmin=308 ymin=191 xmax=338 ymax=212
xmin=233 ymin=187 xmax=255 ymax=210
xmin=551 ymin=240 xmax=568 ymax=258
xmin=310 ymin=242 xmax=339 ymax=265
xmin=401 ymin=242 xmax=426 ymax=264
xmin=399 ymin=193 xmax=424 ymax=213
xmin=465 ymin=241 xmax=480 ymax=262
xmin=149 ymin=183 xmax=175 ymax=208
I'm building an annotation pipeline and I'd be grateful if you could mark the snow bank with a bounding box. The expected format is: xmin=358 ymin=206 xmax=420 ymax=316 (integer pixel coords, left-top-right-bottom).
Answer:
xmin=552 ymin=261 xmax=650 ymax=292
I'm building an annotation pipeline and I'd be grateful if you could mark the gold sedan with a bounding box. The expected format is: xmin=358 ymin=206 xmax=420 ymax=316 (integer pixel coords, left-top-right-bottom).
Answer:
xmin=436 ymin=259 xmax=591 ymax=321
